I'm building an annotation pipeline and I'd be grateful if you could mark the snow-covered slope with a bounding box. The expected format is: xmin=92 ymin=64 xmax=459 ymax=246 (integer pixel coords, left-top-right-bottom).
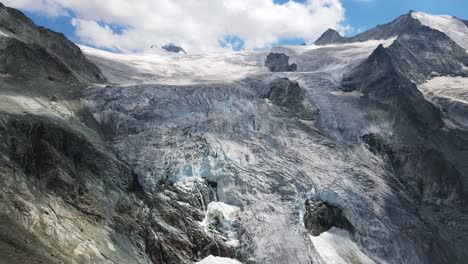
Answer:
xmin=80 ymin=45 xmax=267 ymax=85
xmin=412 ymin=12 xmax=468 ymax=51
xmin=418 ymin=76 xmax=468 ymax=129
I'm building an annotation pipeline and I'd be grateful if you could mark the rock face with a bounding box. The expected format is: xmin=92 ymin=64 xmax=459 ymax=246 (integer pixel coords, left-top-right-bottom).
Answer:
xmin=0 ymin=3 xmax=104 ymax=83
xmin=267 ymin=78 xmax=318 ymax=120
xmin=161 ymin=43 xmax=187 ymax=54
xmin=342 ymin=44 xmax=444 ymax=130
xmin=314 ymin=28 xmax=343 ymax=45
xmin=264 ymin=52 xmax=297 ymax=72
xmin=303 ymin=198 xmax=353 ymax=236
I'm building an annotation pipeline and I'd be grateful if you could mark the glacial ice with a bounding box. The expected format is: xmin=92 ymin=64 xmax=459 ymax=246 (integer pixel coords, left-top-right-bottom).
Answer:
xmin=81 ymin=35 xmax=440 ymax=263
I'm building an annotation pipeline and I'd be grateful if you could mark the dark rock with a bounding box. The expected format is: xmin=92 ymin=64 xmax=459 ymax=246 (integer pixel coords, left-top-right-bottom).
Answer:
xmin=0 ymin=4 xmax=105 ymax=83
xmin=387 ymin=25 xmax=468 ymax=83
xmin=341 ymin=44 xmax=443 ymax=131
xmin=361 ymin=133 xmax=394 ymax=160
xmin=264 ymin=53 xmax=297 ymax=72
xmin=303 ymin=198 xmax=353 ymax=236
xmin=391 ymin=146 xmax=464 ymax=203
xmin=0 ymin=38 xmax=75 ymax=83
xmin=267 ymin=78 xmax=318 ymax=120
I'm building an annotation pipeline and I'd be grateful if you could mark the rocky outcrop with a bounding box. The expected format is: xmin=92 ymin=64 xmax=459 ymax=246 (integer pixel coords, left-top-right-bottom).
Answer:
xmin=303 ymin=198 xmax=353 ymax=236
xmin=314 ymin=28 xmax=343 ymax=45
xmin=266 ymin=78 xmax=318 ymax=120
xmin=342 ymin=44 xmax=443 ymax=130
xmin=264 ymin=53 xmax=297 ymax=72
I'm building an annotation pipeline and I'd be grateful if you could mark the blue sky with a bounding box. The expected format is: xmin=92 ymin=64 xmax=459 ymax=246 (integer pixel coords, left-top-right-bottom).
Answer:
xmin=15 ymin=0 xmax=468 ymax=52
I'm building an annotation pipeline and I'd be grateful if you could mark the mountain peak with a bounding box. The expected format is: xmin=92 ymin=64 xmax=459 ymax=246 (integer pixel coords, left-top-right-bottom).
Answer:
xmin=314 ymin=28 xmax=343 ymax=45
xmin=411 ymin=12 xmax=468 ymax=50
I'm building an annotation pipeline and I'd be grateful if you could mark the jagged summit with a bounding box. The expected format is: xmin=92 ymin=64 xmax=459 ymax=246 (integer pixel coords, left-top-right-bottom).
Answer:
xmin=314 ymin=28 xmax=343 ymax=45
xmin=314 ymin=11 xmax=468 ymax=48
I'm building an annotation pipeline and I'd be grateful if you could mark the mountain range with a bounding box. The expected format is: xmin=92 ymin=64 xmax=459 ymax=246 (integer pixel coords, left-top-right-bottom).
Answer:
xmin=0 ymin=3 xmax=467 ymax=264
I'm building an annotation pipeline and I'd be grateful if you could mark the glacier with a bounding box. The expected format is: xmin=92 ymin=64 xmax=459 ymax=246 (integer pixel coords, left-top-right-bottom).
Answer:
xmin=81 ymin=36 xmax=433 ymax=263
xmin=1 ymin=3 xmax=468 ymax=263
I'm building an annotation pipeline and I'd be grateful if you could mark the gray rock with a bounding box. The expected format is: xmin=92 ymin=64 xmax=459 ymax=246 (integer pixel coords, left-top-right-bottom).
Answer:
xmin=0 ymin=3 xmax=105 ymax=83
xmin=264 ymin=53 xmax=297 ymax=72
xmin=303 ymin=198 xmax=353 ymax=236
xmin=267 ymin=78 xmax=318 ymax=120
xmin=314 ymin=28 xmax=343 ymax=45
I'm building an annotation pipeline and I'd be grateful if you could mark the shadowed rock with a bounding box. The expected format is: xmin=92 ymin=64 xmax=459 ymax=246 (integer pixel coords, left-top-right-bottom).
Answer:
xmin=0 ymin=3 xmax=104 ymax=83
xmin=314 ymin=28 xmax=343 ymax=45
xmin=265 ymin=53 xmax=297 ymax=72
xmin=267 ymin=78 xmax=318 ymax=120
xmin=303 ymin=198 xmax=353 ymax=236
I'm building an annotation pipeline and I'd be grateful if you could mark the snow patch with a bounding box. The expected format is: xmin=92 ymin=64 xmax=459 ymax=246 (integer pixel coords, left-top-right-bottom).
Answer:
xmin=418 ymin=76 xmax=468 ymax=105
xmin=0 ymin=29 xmax=9 ymax=38
xmin=310 ymin=227 xmax=375 ymax=264
xmin=196 ymin=255 xmax=242 ymax=264
xmin=200 ymin=202 xmax=240 ymax=247
xmin=412 ymin=12 xmax=468 ymax=51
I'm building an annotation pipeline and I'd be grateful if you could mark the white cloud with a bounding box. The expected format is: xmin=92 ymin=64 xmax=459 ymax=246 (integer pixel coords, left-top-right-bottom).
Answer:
xmin=4 ymin=0 xmax=349 ymax=53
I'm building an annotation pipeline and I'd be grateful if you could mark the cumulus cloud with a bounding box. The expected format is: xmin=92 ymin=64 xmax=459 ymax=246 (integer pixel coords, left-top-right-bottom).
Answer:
xmin=4 ymin=0 xmax=349 ymax=53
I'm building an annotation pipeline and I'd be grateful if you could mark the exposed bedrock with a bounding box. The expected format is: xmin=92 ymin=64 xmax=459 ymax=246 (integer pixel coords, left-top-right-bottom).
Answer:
xmin=266 ymin=77 xmax=318 ymax=120
xmin=303 ymin=198 xmax=353 ymax=237
xmin=314 ymin=28 xmax=344 ymax=45
xmin=342 ymin=44 xmax=443 ymax=131
xmin=361 ymin=133 xmax=463 ymax=204
xmin=0 ymin=38 xmax=76 ymax=83
xmin=0 ymin=112 xmax=237 ymax=264
xmin=0 ymin=3 xmax=104 ymax=83
xmin=264 ymin=52 xmax=297 ymax=72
